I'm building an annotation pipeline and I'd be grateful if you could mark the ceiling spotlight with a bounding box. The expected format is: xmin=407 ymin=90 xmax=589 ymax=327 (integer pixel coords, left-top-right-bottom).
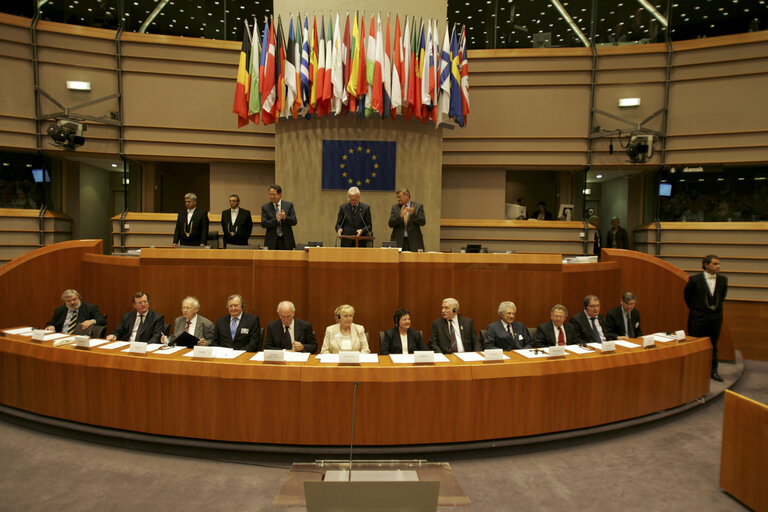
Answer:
xmin=47 ymin=119 xmax=86 ymax=150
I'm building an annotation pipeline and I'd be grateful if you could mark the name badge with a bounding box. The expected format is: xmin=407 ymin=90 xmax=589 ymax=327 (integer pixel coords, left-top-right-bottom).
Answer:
xmin=339 ymin=351 xmax=360 ymax=364
xmin=240 ymin=328 xmax=249 ymax=334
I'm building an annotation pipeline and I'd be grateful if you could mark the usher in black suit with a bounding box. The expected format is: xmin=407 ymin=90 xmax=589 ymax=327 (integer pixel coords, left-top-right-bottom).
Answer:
xmin=221 ymin=208 xmax=253 ymax=246
xmin=173 ymin=208 xmax=209 ymax=246
xmin=684 ymin=271 xmax=728 ymax=372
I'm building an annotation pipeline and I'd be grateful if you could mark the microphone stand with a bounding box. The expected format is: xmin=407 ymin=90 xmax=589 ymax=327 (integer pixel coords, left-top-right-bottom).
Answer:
xmin=348 ymin=381 xmax=358 ymax=481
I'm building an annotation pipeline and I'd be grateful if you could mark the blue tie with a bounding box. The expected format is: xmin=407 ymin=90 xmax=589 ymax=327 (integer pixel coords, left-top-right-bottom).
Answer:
xmin=230 ymin=317 xmax=238 ymax=339
xmin=590 ymin=317 xmax=602 ymax=343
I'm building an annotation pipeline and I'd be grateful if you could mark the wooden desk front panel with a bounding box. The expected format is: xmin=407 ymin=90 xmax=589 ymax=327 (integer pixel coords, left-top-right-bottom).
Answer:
xmin=0 ymin=336 xmax=711 ymax=446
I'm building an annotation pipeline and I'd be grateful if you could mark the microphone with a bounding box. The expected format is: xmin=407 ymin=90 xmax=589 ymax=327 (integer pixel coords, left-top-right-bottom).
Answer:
xmin=335 ymin=211 xmax=348 ymax=247
xmin=358 ymin=209 xmax=372 ymax=244
xmin=348 ymin=380 xmax=359 ymax=481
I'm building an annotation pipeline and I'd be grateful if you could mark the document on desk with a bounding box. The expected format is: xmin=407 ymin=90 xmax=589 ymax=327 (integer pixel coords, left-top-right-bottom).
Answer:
xmin=514 ymin=349 xmax=550 ymax=359
xmin=316 ymin=354 xmax=380 ymax=363
xmin=250 ymin=351 xmax=310 ymax=362
xmin=587 ymin=342 xmax=603 ymax=351
xmin=100 ymin=341 xmax=131 ymax=350
xmin=615 ymin=339 xmax=641 ymax=348
xmin=73 ymin=338 xmax=111 ymax=348
xmin=40 ymin=332 xmax=69 ymax=341
xmin=389 ymin=354 xmax=450 ymax=364
xmin=455 ymin=352 xmax=485 ymax=362
xmin=121 ymin=343 xmax=164 ymax=353
xmin=154 ymin=346 xmax=186 ymax=355
xmin=182 ymin=347 xmax=245 ymax=359
xmin=3 ymin=327 xmax=34 ymax=335
xmin=565 ymin=345 xmax=596 ymax=355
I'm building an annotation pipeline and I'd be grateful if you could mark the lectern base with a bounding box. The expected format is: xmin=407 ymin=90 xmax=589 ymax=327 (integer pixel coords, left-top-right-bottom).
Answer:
xmin=273 ymin=460 xmax=470 ymax=508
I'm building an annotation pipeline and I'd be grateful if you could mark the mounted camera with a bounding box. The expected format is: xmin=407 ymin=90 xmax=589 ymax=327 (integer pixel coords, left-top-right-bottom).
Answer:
xmin=626 ymin=134 xmax=654 ymax=163
xmin=47 ymin=119 xmax=86 ymax=150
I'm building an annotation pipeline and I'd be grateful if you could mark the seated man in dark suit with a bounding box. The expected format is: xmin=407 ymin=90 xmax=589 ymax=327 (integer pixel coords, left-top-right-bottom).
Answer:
xmin=381 ymin=309 xmax=427 ymax=355
xmin=605 ymin=291 xmax=643 ymax=339
xmin=263 ymin=300 xmax=317 ymax=352
xmin=569 ymin=294 xmax=616 ymax=345
xmin=483 ymin=301 xmax=531 ymax=350
xmin=221 ymin=193 xmax=253 ymax=247
xmin=532 ymin=304 xmax=578 ymax=347
xmin=172 ymin=192 xmax=209 ymax=247
xmin=429 ymin=298 xmax=481 ymax=353
xmin=106 ymin=291 xmax=164 ymax=344
xmin=45 ymin=289 xmax=106 ymax=335
xmin=211 ymin=294 xmax=261 ymax=352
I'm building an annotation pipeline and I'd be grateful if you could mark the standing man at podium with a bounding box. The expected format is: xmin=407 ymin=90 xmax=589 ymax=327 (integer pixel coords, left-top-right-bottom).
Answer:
xmin=684 ymin=254 xmax=728 ymax=382
xmin=388 ymin=187 xmax=426 ymax=252
xmin=172 ymin=192 xmax=208 ymax=247
xmin=221 ymin=193 xmax=253 ymax=247
xmin=335 ymin=186 xmax=372 ymax=247
xmin=261 ymin=185 xmax=296 ymax=250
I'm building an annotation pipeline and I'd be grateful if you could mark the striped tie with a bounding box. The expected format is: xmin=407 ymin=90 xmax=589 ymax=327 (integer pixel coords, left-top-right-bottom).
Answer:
xmin=67 ymin=312 xmax=77 ymax=334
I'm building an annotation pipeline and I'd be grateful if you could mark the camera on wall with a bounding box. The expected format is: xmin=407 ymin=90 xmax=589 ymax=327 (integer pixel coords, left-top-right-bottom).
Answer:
xmin=626 ymin=134 xmax=654 ymax=163
xmin=47 ymin=119 xmax=86 ymax=150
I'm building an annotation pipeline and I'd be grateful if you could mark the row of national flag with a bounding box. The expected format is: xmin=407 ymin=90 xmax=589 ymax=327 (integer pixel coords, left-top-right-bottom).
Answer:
xmin=232 ymin=12 xmax=470 ymax=128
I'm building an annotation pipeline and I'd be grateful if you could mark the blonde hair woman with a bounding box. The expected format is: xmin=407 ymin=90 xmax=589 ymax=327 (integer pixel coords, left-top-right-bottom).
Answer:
xmin=320 ymin=304 xmax=370 ymax=354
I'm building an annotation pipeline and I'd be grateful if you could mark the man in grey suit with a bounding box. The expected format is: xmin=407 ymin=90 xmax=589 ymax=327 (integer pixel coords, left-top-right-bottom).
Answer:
xmin=388 ymin=187 xmax=426 ymax=252
xmin=168 ymin=296 xmax=215 ymax=347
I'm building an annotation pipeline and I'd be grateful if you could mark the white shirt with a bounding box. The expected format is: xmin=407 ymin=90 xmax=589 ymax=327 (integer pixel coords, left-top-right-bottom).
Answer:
xmin=551 ymin=322 xmax=567 ymax=344
xmin=230 ymin=208 xmax=240 ymax=223
xmin=130 ymin=312 xmax=146 ymax=342
xmin=447 ymin=317 xmax=465 ymax=352
xmin=585 ymin=312 xmax=606 ymax=342
xmin=400 ymin=331 xmax=409 ymax=354
xmin=705 ymin=272 xmax=717 ymax=296
xmin=185 ymin=314 xmax=198 ymax=335
xmin=186 ymin=207 xmax=196 ymax=224
xmin=282 ymin=319 xmax=294 ymax=343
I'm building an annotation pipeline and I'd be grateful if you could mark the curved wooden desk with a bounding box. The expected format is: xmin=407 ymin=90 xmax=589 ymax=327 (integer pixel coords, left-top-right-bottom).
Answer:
xmin=0 ymin=332 xmax=710 ymax=446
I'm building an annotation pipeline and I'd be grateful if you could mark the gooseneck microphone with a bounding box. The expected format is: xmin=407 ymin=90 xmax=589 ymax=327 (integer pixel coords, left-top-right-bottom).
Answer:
xmin=335 ymin=211 xmax=348 ymax=247
xmin=348 ymin=380 xmax=359 ymax=481
xmin=358 ymin=210 xmax=372 ymax=246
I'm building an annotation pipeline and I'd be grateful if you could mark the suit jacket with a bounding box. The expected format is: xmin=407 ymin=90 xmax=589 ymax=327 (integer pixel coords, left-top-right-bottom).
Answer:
xmin=263 ymin=318 xmax=317 ymax=353
xmin=529 ymin=210 xmax=553 ymax=220
xmin=381 ymin=328 xmax=427 ymax=355
xmin=46 ymin=302 xmax=106 ymax=333
xmin=604 ymin=306 xmax=642 ymax=338
xmin=261 ymin=200 xmax=297 ymax=250
xmin=606 ymin=227 xmax=629 ymax=249
xmin=221 ymin=208 xmax=253 ymax=246
xmin=532 ymin=321 xmax=578 ymax=347
xmin=429 ymin=316 xmax=481 ymax=353
xmin=336 ymin=202 xmax=372 ymax=247
xmin=173 ymin=208 xmax=209 ymax=246
xmin=684 ymin=272 xmax=728 ymax=325
xmin=168 ymin=314 xmax=215 ymax=346
xmin=321 ymin=323 xmax=370 ymax=353
xmin=569 ymin=310 xmax=615 ymax=344
xmin=212 ymin=313 xmax=261 ymax=352
xmin=110 ymin=309 xmax=164 ymax=344
xmin=388 ymin=201 xmax=426 ymax=251
xmin=483 ymin=320 xmax=531 ymax=350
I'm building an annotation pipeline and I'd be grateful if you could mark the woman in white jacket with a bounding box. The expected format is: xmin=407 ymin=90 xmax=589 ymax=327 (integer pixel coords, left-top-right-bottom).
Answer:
xmin=320 ymin=304 xmax=370 ymax=354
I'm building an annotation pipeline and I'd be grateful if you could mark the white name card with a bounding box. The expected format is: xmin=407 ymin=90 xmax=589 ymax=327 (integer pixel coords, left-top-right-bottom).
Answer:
xmin=601 ymin=340 xmax=616 ymax=353
xmin=483 ymin=348 xmax=503 ymax=361
xmin=675 ymin=330 xmax=686 ymax=341
xmin=642 ymin=335 xmax=656 ymax=348
xmin=414 ymin=350 xmax=435 ymax=363
xmin=193 ymin=345 xmax=213 ymax=358
xmin=339 ymin=351 xmax=360 ymax=364
xmin=548 ymin=345 xmax=566 ymax=357
xmin=129 ymin=341 xmax=147 ymax=354
xmin=31 ymin=329 xmax=46 ymax=341
xmin=74 ymin=335 xmax=90 ymax=348
xmin=263 ymin=349 xmax=285 ymax=362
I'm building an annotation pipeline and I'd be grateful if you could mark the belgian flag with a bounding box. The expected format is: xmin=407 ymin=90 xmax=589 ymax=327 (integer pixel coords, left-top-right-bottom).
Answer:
xmin=233 ymin=21 xmax=251 ymax=128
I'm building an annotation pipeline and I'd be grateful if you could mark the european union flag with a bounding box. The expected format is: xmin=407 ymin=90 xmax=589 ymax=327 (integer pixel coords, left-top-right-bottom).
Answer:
xmin=321 ymin=140 xmax=396 ymax=191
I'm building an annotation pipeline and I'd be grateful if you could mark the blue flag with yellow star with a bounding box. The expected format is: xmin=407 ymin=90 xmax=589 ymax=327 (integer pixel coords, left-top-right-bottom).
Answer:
xmin=321 ymin=140 xmax=396 ymax=190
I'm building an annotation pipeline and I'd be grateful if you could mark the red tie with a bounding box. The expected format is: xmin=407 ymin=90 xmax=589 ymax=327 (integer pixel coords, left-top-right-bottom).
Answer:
xmin=557 ymin=327 xmax=565 ymax=346
xmin=185 ymin=320 xmax=191 ymax=333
